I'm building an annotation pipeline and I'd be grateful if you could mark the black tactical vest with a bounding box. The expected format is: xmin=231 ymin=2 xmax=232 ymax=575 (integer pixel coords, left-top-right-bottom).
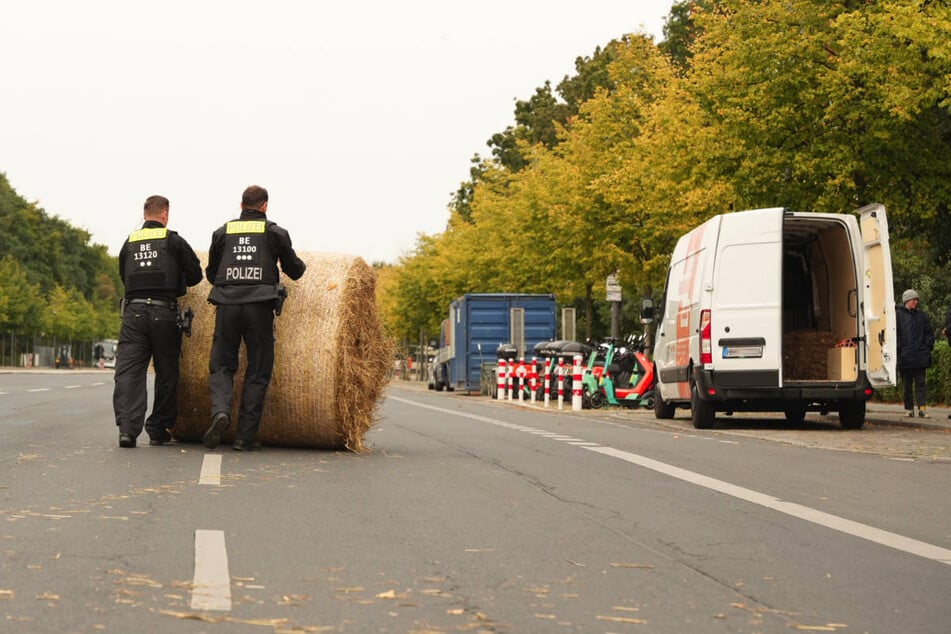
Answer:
xmin=123 ymin=227 xmax=180 ymax=293
xmin=213 ymin=220 xmax=279 ymax=286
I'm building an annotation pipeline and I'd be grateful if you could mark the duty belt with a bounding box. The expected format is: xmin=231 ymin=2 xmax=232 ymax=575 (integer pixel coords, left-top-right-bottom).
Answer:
xmin=127 ymin=298 xmax=178 ymax=309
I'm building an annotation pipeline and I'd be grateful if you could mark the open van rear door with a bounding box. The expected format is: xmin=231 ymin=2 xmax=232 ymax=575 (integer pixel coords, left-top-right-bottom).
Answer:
xmin=858 ymin=203 xmax=896 ymax=388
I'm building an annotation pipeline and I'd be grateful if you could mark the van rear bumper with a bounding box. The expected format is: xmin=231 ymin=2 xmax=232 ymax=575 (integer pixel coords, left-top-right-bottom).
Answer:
xmin=697 ymin=368 xmax=870 ymax=409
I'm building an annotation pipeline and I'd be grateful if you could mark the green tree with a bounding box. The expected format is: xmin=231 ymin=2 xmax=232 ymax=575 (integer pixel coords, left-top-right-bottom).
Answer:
xmin=0 ymin=255 xmax=45 ymax=336
xmin=658 ymin=1 xmax=717 ymax=72
xmin=45 ymin=285 xmax=86 ymax=343
xmin=448 ymin=154 xmax=489 ymax=225
xmin=388 ymin=1 xmax=951 ymax=352
xmin=685 ymin=0 xmax=951 ymax=310
xmin=0 ymin=255 xmax=44 ymax=362
xmin=0 ymin=173 xmax=121 ymax=304
xmin=686 ymin=0 xmax=951 ymax=217
xmin=544 ymin=36 xmax=681 ymax=333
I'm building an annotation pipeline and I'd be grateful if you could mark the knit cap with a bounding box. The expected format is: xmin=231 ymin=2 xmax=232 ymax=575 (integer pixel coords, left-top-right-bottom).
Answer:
xmin=901 ymin=289 xmax=919 ymax=303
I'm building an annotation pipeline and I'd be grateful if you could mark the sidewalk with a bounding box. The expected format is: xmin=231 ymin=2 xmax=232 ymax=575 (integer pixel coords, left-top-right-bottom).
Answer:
xmin=865 ymin=401 xmax=951 ymax=431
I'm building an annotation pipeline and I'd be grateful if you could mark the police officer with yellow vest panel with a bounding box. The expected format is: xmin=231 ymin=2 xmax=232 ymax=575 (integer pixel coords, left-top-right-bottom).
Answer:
xmin=203 ymin=185 xmax=307 ymax=451
xmin=114 ymin=195 xmax=202 ymax=448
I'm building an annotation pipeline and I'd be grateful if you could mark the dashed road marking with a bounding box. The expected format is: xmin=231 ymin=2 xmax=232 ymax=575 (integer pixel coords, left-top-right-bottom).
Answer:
xmin=191 ymin=529 xmax=232 ymax=611
xmin=199 ymin=455 xmax=222 ymax=486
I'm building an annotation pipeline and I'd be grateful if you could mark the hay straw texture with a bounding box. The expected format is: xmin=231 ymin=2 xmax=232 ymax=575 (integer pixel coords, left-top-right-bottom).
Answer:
xmin=175 ymin=252 xmax=392 ymax=451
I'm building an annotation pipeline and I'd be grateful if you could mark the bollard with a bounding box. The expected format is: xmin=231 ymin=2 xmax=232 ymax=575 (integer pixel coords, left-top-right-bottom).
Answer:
xmin=507 ymin=360 xmax=514 ymax=400
xmin=529 ymin=356 xmax=537 ymax=405
xmin=497 ymin=359 xmax=506 ymax=401
xmin=543 ymin=358 xmax=551 ymax=408
xmin=517 ymin=358 xmax=525 ymax=402
xmin=557 ymin=358 xmax=565 ymax=410
xmin=572 ymin=354 xmax=583 ymax=411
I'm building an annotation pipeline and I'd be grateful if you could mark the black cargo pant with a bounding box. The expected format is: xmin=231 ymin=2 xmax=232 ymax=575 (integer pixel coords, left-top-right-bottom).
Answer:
xmin=900 ymin=367 xmax=928 ymax=410
xmin=113 ymin=304 xmax=182 ymax=438
xmin=208 ymin=302 xmax=275 ymax=442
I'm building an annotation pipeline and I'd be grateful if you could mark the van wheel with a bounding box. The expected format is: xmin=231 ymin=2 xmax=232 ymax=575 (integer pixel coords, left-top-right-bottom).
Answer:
xmin=838 ymin=400 xmax=866 ymax=429
xmin=654 ymin=384 xmax=675 ymax=419
xmin=784 ymin=405 xmax=807 ymax=425
xmin=691 ymin=384 xmax=716 ymax=429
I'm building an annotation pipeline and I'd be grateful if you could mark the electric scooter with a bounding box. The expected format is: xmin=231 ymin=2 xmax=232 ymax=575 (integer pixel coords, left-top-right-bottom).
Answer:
xmin=580 ymin=340 xmax=611 ymax=408
xmin=600 ymin=335 xmax=655 ymax=408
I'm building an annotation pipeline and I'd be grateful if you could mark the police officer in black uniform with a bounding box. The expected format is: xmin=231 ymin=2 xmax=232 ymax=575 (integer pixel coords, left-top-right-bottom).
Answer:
xmin=114 ymin=195 xmax=203 ymax=448
xmin=203 ymin=185 xmax=306 ymax=451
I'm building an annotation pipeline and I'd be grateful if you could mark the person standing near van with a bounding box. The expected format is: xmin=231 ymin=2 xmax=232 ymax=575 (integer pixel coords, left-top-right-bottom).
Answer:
xmin=944 ymin=303 xmax=951 ymax=420
xmin=896 ymin=289 xmax=935 ymax=417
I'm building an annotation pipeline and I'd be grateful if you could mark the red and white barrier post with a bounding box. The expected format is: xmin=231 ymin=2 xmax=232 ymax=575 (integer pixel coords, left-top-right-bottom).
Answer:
xmin=517 ymin=358 xmax=526 ymax=402
xmin=529 ymin=356 xmax=537 ymax=405
xmin=571 ymin=354 xmax=583 ymax=411
xmin=507 ymin=360 xmax=514 ymax=401
xmin=497 ymin=359 xmax=506 ymax=401
xmin=557 ymin=358 xmax=565 ymax=410
xmin=543 ymin=358 xmax=552 ymax=408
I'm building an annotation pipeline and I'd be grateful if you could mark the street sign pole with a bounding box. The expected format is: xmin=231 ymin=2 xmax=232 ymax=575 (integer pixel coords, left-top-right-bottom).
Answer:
xmin=606 ymin=272 xmax=622 ymax=340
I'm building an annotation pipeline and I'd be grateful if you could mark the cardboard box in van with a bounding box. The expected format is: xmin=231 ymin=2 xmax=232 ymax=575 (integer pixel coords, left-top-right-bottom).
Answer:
xmin=652 ymin=204 xmax=896 ymax=430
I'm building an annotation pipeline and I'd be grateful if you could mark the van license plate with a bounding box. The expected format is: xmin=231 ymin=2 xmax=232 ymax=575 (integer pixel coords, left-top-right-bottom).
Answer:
xmin=723 ymin=346 xmax=763 ymax=359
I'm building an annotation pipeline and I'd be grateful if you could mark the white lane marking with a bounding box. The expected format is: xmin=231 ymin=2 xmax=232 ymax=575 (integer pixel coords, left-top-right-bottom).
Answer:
xmin=27 ymin=388 xmax=51 ymax=393
xmin=65 ymin=385 xmax=81 ymax=389
xmin=588 ymin=446 xmax=951 ymax=566
xmin=191 ymin=529 xmax=232 ymax=611
xmin=89 ymin=382 xmax=105 ymax=386
xmin=389 ymin=396 xmax=951 ymax=567
xmin=199 ymin=455 xmax=222 ymax=486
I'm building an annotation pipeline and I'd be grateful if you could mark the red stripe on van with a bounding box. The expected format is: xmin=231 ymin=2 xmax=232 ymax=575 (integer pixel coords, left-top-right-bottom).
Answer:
xmin=674 ymin=224 xmax=707 ymax=399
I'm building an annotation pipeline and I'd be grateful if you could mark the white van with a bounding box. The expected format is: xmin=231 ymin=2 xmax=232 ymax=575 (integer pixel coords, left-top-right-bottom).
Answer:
xmin=652 ymin=204 xmax=896 ymax=429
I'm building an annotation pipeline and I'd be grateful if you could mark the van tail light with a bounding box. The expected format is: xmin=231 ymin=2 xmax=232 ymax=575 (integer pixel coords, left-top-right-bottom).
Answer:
xmin=700 ymin=310 xmax=712 ymax=365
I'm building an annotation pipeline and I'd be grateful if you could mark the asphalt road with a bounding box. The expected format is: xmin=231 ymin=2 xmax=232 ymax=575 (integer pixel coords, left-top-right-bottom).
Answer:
xmin=1 ymin=372 xmax=949 ymax=633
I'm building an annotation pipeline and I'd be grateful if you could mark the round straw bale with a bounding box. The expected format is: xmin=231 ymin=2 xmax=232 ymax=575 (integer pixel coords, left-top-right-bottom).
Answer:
xmin=174 ymin=252 xmax=392 ymax=451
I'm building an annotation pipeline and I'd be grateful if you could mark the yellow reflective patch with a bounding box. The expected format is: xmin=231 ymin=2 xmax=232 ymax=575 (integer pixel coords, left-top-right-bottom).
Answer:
xmin=129 ymin=227 xmax=167 ymax=242
xmin=226 ymin=221 xmax=266 ymax=235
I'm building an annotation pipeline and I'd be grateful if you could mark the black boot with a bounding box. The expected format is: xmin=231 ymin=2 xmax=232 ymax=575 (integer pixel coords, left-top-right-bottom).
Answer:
xmin=203 ymin=412 xmax=230 ymax=450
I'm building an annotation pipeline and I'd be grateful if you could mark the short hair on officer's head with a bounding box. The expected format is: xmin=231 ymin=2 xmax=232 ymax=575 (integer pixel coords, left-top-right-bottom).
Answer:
xmin=241 ymin=185 xmax=268 ymax=210
xmin=144 ymin=195 xmax=169 ymax=217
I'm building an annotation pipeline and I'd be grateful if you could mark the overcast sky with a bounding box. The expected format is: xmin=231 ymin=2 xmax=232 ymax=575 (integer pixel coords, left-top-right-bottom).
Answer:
xmin=1 ymin=1 xmax=674 ymax=264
